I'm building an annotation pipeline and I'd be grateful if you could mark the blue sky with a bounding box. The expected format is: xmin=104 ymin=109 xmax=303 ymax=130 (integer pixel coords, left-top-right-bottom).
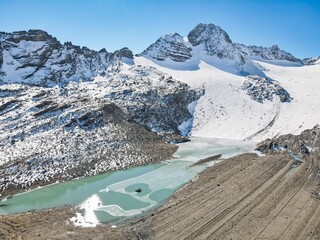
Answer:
xmin=0 ymin=0 xmax=319 ymax=58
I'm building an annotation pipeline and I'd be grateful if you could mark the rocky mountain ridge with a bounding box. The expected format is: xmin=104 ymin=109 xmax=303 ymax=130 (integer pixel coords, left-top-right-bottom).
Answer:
xmin=141 ymin=23 xmax=302 ymax=66
xmin=0 ymin=29 xmax=133 ymax=86
xmin=235 ymin=43 xmax=301 ymax=63
xmin=302 ymin=56 xmax=320 ymax=65
xmin=0 ymin=24 xmax=313 ymax=87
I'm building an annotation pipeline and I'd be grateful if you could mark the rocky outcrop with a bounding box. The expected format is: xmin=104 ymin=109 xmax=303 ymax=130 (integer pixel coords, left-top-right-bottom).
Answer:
xmin=256 ymin=125 xmax=320 ymax=158
xmin=6 ymin=29 xmax=55 ymax=43
xmin=106 ymin=47 xmax=134 ymax=62
xmin=141 ymin=33 xmax=192 ymax=62
xmin=242 ymin=75 xmax=292 ymax=103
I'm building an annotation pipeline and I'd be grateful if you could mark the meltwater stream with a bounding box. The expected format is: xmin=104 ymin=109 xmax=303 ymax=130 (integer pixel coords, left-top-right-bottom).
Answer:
xmin=0 ymin=137 xmax=256 ymax=226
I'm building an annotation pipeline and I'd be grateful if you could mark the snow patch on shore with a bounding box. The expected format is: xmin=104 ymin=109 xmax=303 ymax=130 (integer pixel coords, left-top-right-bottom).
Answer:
xmin=70 ymin=194 xmax=102 ymax=228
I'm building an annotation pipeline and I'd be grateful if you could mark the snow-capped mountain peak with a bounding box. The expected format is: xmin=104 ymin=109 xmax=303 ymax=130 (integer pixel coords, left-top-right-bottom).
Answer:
xmin=187 ymin=23 xmax=245 ymax=65
xmin=187 ymin=23 xmax=232 ymax=46
xmin=141 ymin=23 xmax=304 ymax=68
xmin=142 ymin=23 xmax=245 ymax=66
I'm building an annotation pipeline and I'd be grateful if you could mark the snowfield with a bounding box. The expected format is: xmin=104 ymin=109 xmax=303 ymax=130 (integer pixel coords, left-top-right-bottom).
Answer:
xmin=134 ymin=56 xmax=320 ymax=141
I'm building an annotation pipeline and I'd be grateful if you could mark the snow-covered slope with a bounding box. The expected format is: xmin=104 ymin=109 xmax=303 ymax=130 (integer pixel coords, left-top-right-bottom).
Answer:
xmin=134 ymin=56 xmax=320 ymax=141
xmin=136 ymin=23 xmax=319 ymax=140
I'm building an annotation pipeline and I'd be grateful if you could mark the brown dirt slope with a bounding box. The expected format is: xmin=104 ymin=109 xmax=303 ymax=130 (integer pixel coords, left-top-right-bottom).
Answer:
xmin=0 ymin=208 xmax=134 ymax=240
xmin=132 ymin=152 xmax=320 ymax=240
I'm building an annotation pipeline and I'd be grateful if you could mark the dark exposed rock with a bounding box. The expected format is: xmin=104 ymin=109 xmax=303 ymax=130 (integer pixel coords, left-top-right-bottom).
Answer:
xmin=256 ymin=125 xmax=320 ymax=158
xmin=242 ymin=75 xmax=292 ymax=103
xmin=0 ymin=100 xmax=17 ymax=111
xmin=142 ymin=33 xmax=192 ymax=62
xmin=300 ymin=145 xmax=310 ymax=154
xmin=188 ymin=23 xmax=232 ymax=46
xmin=7 ymin=30 xmax=55 ymax=43
xmin=111 ymin=47 xmax=134 ymax=60
xmin=32 ymin=91 xmax=47 ymax=100
xmin=0 ymin=42 xmax=3 ymax=69
xmin=98 ymin=48 xmax=108 ymax=53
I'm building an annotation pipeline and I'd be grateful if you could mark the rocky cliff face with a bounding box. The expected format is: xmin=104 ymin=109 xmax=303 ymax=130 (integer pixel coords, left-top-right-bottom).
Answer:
xmin=235 ymin=43 xmax=301 ymax=63
xmin=0 ymin=30 xmax=133 ymax=86
xmin=141 ymin=33 xmax=192 ymax=62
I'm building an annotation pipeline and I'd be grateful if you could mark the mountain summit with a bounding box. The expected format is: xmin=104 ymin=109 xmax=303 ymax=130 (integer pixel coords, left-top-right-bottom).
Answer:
xmin=0 ymin=24 xmax=306 ymax=85
xmin=187 ymin=23 xmax=244 ymax=64
xmin=141 ymin=23 xmax=302 ymax=68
